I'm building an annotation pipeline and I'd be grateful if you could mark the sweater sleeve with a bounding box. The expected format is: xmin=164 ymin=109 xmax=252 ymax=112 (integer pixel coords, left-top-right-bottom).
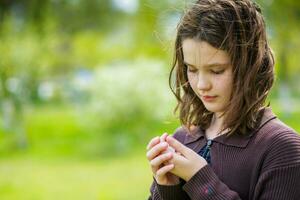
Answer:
xmin=252 ymin=131 xmax=300 ymax=199
xmin=148 ymin=178 xmax=190 ymax=200
xmin=182 ymin=165 xmax=242 ymax=200
xmin=252 ymin=164 xmax=300 ymax=199
xmin=182 ymin=130 xmax=300 ymax=200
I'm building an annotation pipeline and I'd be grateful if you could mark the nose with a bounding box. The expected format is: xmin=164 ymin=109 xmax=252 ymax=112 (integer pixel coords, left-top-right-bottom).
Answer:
xmin=197 ymin=73 xmax=211 ymax=91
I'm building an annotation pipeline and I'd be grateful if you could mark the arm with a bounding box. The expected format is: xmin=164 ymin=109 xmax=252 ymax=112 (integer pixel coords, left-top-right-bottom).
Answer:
xmin=252 ymin=164 xmax=300 ymax=199
xmin=251 ymin=131 xmax=300 ymax=199
xmin=148 ymin=178 xmax=190 ymax=200
xmin=182 ymin=131 xmax=300 ymax=200
xmin=182 ymin=165 xmax=242 ymax=200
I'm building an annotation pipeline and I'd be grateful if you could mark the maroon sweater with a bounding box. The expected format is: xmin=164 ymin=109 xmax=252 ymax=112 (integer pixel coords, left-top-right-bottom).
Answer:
xmin=148 ymin=108 xmax=300 ymax=199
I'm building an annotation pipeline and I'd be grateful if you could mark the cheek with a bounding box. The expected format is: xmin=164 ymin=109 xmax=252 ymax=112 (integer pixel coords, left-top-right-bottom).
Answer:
xmin=187 ymin=73 xmax=198 ymax=88
xmin=214 ymin=75 xmax=233 ymax=94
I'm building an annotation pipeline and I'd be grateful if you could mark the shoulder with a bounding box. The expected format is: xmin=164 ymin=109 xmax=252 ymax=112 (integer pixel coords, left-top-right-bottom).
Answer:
xmin=256 ymin=117 xmax=299 ymax=145
xmin=253 ymin=107 xmax=298 ymax=141
xmin=256 ymin=117 xmax=300 ymax=169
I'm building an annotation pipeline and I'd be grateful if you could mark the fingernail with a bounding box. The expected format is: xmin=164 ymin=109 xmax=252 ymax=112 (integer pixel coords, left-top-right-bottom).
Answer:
xmin=160 ymin=133 xmax=167 ymax=141
xmin=162 ymin=142 xmax=168 ymax=146
xmin=160 ymin=136 xmax=164 ymax=142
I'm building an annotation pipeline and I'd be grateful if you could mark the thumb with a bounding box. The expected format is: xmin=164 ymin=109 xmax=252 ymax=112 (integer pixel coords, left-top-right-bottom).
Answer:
xmin=166 ymin=135 xmax=191 ymax=157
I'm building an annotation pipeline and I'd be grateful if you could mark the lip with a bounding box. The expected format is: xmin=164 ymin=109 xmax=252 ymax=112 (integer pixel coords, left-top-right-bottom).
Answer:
xmin=201 ymin=95 xmax=217 ymax=102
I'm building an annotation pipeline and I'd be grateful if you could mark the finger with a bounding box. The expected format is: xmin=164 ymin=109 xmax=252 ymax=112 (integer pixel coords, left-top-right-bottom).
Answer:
xmin=166 ymin=135 xmax=192 ymax=156
xmin=162 ymin=145 xmax=175 ymax=155
xmin=160 ymin=132 xmax=168 ymax=142
xmin=146 ymin=136 xmax=160 ymax=150
xmin=160 ymin=133 xmax=173 ymax=154
xmin=150 ymin=152 xmax=173 ymax=167
xmin=156 ymin=164 xmax=174 ymax=177
xmin=146 ymin=142 xmax=168 ymax=161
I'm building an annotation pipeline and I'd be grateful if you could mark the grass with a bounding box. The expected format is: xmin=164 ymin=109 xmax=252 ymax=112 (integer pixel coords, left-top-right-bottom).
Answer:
xmin=0 ymin=151 xmax=153 ymax=200
xmin=0 ymin=107 xmax=157 ymax=200
xmin=0 ymin=104 xmax=170 ymax=199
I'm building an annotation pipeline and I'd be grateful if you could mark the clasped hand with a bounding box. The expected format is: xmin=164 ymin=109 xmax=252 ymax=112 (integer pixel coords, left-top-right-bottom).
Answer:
xmin=146 ymin=133 xmax=208 ymax=185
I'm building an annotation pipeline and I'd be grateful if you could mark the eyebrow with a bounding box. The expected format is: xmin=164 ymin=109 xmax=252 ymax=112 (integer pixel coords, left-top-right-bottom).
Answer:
xmin=183 ymin=61 xmax=230 ymax=68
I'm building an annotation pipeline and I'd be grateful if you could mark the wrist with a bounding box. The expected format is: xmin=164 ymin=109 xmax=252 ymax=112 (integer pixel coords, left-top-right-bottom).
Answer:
xmin=156 ymin=179 xmax=180 ymax=186
xmin=183 ymin=163 xmax=207 ymax=182
xmin=155 ymin=176 xmax=180 ymax=186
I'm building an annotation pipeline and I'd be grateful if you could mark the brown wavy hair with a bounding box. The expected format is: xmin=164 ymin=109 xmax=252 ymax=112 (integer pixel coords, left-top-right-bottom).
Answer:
xmin=169 ymin=0 xmax=275 ymax=136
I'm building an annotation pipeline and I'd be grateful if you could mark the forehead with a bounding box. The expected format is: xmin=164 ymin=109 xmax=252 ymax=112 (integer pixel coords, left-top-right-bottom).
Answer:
xmin=182 ymin=38 xmax=231 ymax=67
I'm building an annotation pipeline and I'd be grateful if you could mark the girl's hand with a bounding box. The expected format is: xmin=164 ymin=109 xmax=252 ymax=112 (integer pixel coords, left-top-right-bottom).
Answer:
xmin=166 ymin=135 xmax=208 ymax=182
xmin=146 ymin=134 xmax=180 ymax=185
xmin=160 ymin=133 xmax=175 ymax=165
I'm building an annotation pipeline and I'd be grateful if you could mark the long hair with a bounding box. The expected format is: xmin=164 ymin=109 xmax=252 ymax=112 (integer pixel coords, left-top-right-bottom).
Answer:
xmin=169 ymin=0 xmax=274 ymax=136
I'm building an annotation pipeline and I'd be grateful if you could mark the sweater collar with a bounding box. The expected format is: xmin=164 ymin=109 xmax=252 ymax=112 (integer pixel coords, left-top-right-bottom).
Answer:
xmin=183 ymin=107 xmax=277 ymax=148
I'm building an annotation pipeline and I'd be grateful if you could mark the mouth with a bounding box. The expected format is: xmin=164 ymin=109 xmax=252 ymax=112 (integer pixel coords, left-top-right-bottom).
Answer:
xmin=201 ymin=95 xmax=217 ymax=102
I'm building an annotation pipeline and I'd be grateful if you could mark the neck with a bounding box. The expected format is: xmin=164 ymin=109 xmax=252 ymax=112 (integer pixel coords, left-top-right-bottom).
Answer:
xmin=206 ymin=113 xmax=226 ymax=139
xmin=211 ymin=113 xmax=224 ymax=130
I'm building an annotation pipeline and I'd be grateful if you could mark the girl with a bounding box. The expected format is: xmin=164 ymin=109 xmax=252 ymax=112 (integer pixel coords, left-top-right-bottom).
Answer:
xmin=146 ymin=0 xmax=300 ymax=199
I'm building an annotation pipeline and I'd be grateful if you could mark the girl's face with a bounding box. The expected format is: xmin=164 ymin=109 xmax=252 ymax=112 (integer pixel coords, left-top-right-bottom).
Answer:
xmin=182 ymin=38 xmax=233 ymax=116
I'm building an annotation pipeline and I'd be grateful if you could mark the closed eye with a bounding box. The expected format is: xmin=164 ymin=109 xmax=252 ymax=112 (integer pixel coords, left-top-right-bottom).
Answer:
xmin=188 ymin=68 xmax=198 ymax=73
xmin=211 ymin=69 xmax=225 ymax=75
xmin=185 ymin=64 xmax=197 ymax=73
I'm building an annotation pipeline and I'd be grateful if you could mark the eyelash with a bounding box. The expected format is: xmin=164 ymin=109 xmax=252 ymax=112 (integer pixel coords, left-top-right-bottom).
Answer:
xmin=187 ymin=68 xmax=197 ymax=73
xmin=187 ymin=68 xmax=225 ymax=75
xmin=212 ymin=70 xmax=225 ymax=75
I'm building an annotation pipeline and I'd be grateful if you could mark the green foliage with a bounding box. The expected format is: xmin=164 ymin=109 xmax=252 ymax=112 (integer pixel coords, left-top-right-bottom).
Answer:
xmin=0 ymin=59 xmax=181 ymax=158
xmin=257 ymin=0 xmax=300 ymax=82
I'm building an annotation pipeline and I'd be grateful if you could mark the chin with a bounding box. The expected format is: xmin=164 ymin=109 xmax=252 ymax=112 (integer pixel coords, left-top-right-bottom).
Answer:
xmin=203 ymin=105 xmax=222 ymax=113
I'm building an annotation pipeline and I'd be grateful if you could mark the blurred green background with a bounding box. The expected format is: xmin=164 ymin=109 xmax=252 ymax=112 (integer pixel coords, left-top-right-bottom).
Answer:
xmin=0 ymin=0 xmax=299 ymax=199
